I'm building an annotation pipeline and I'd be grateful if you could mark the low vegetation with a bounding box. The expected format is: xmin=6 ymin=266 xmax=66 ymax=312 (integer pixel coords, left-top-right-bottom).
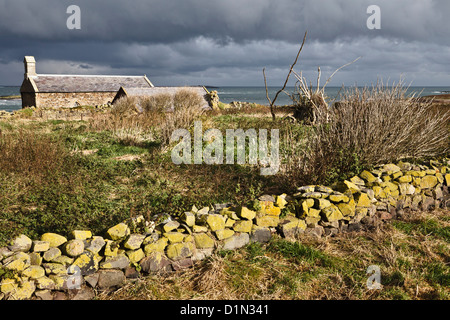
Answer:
xmin=0 ymin=83 xmax=448 ymax=299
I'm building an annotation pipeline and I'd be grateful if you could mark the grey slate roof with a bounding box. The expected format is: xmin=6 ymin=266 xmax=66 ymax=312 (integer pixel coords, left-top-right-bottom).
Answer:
xmin=30 ymin=74 xmax=153 ymax=93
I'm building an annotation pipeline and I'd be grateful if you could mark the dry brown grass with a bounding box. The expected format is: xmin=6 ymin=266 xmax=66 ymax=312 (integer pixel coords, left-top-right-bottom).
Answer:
xmin=89 ymin=88 xmax=204 ymax=148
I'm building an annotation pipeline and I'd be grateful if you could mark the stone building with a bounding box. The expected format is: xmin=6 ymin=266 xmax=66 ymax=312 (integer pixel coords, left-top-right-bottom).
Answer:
xmin=20 ymin=56 xmax=154 ymax=109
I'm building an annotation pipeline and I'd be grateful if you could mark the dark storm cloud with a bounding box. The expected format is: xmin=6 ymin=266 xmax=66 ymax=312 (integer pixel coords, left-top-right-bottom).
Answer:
xmin=0 ymin=0 xmax=449 ymax=86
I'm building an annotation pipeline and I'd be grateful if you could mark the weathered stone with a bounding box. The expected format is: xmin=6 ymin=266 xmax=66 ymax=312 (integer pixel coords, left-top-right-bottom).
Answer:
xmin=8 ymin=234 xmax=32 ymax=252
xmin=383 ymin=163 xmax=401 ymax=174
xmin=71 ymin=251 xmax=98 ymax=276
xmin=4 ymin=252 xmax=31 ymax=272
xmin=32 ymin=241 xmax=50 ymax=253
xmin=100 ymin=254 xmax=130 ymax=269
xmin=144 ymin=237 xmax=168 ymax=255
xmin=420 ymin=175 xmax=438 ymax=189
xmin=71 ymin=286 xmax=95 ymax=300
xmin=203 ymin=214 xmax=226 ymax=231
xmin=360 ymin=170 xmax=377 ymax=183
xmin=22 ymin=265 xmax=46 ymax=279
xmin=43 ymin=247 xmax=61 ymax=262
xmin=166 ymin=242 xmax=194 ymax=260
xmin=259 ymin=194 xmax=275 ymax=202
xmin=140 ymin=252 xmax=172 ymax=273
xmin=11 ymin=280 xmax=35 ymax=300
xmin=255 ymin=215 xmax=279 ymax=227
xmin=34 ymin=289 xmax=54 ymax=300
xmin=215 ymin=228 xmax=235 ymax=240
xmin=279 ymin=218 xmax=306 ymax=238
xmin=314 ymin=198 xmax=332 ymax=210
xmin=103 ymin=240 xmax=119 ymax=257
xmin=41 ymin=233 xmax=67 ymax=248
xmin=29 ymin=252 xmax=42 ymax=266
xmin=106 ymin=223 xmax=130 ymax=241
xmin=85 ymin=236 xmax=106 ymax=254
xmin=191 ymin=248 xmax=214 ymax=261
xmin=84 ymin=273 xmax=100 ymax=288
xmin=163 ymin=221 xmax=180 ymax=233
xmin=192 ymin=225 xmax=209 ymax=233
xmin=275 ymin=194 xmax=288 ymax=209
xmin=250 ymin=227 xmax=271 ymax=243
xmin=181 ymin=212 xmax=196 ymax=227
xmin=42 ymin=263 xmax=67 ymax=275
xmin=124 ymin=266 xmax=140 ymax=279
xmin=126 ymin=249 xmax=145 ymax=264
xmin=222 ymin=233 xmax=250 ymax=251
xmin=297 ymin=185 xmax=315 ymax=193
xmin=35 ymin=276 xmax=56 ymax=290
xmin=71 ymin=230 xmax=92 ymax=240
xmin=238 ymin=206 xmax=257 ymax=220
xmin=164 ymin=232 xmax=185 ymax=243
xmin=123 ymin=234 xmax=145 ymax=250
xmin=64 ymin=239 xmax=85 ymax=257
xmin=232 ymin=220 xmax=253 ymax=233
xmin=321 ymin=204 xmax=344 ymax=222
xmin=0 ymin=247 xmax=12 ymax=259
xmin=193 ymin=232 xmax=215 ymax=249
xmin=97 ymin=270 xmax=125 ymax=290
xmin=172 ymin=258 xmax=194 ymax=271
xmin=328 ymin=194 xmax=349 ymax=203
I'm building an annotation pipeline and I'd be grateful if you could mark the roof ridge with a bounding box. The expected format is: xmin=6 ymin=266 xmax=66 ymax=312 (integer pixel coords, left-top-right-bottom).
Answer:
xmin=32 ymin=74 xmax=146 ymax=78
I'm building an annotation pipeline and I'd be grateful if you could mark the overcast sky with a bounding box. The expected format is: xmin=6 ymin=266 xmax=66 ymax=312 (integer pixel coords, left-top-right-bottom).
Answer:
xmin=1 ymin=0 xmax=449 ymax=87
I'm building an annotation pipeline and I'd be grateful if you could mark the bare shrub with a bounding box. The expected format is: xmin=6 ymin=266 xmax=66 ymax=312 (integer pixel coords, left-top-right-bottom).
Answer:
xmin=88 ymin=89 xmax=204 ymax=148
xmin=284 ymin=81 xmax=450 ymax=185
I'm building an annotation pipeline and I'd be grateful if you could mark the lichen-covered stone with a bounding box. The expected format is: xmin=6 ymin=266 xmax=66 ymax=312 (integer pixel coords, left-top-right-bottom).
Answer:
xmin=383 ymin=163 xmax=401 ymax=174
xmin=193 ymin=232 xmax=215 ymax=249
xmin=163 ymin=221 xmax=180 ymax=233
xmin=255 ymin=215 xmax=279 ymax=227
xmin=106 ymin=223 xmax=130 ymax=241
xmin=215 ymin=228 xmax=235 ymax=240
xmin=35 ymin=276 xmax=56 ymax=290
xmin=43 ymin=247 xmax=61 ymax=262
xmin=71 ymin=230 xmax=92 ymax=240
xmin=63 ymin=239 xmax=84 ymax=257
xmin=3 ymin=252 xmax=31 ymax=272
xmin=144 ymin=237 xmax=168 ymax=255
xmin=314 ymin=198 xmax=332 ymax=210
xmin=41 ymin=233 xmax=67 ymax=248
xmin=32 ymin=241 xmax=50 ymax=253
xmin=52 ymin=255 xmax=73 ymax=266
xmin=70 ymin=251 xmax=98 ymax=276
xmin=238 ymin=206 xmax=256 ymax=220
xmin=232 ymin=220 xmax=253 ymax=233
xmin=166 ymin=242 xmax=194 ymax=260
xmin=420 ymin=175 xmax=438 ymax=189
xmin=279 ymin=218 xmax=306 ymax=238
xmin=192 ymin=225 xmax=209 ymax=233
xmin=100 ymin=254 xmax=130 ymax=269
xmin=320 ymin=205 xmax=344 ymax=222
xmin=140 ymin=252 xmax=172 ymax=273
xmin=104 ymin=240 xmax=119 ymax=257
xmin=354 ymin=192 xmax=371 ymax=208
xmin=181 ymin=212 xmax=196 ymax=227
xmin=123 ymin=234 xmax=145 ymax=250
xmin=360 ymin=170 xmax=377 ymax=183
xmin=22 ymin=265 xmax=46 ymax=279
xmin=126 ymin=249 xmax=145 ymax=264
xmin=276 ymin=194 xmax=288 ymax=209
xmin=202 ymin=214 xmax=226 ymax=231
xmin=85 ymin=236 xmax=106 ymax=254
xmin=328 ymin=194 xmax=349 ymax=203
xmin=164 ymin=232 xmax=185 ymax=243
xmin=8 ymin=234 xmax=32 ymax=252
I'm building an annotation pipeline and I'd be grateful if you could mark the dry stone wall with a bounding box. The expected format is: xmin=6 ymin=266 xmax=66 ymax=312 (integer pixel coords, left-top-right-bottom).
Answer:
xmin=1 ymin=159 xmax=449 ymax=300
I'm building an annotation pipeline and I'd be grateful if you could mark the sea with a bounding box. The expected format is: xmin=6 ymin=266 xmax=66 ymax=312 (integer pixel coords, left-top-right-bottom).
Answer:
xmin=1 ymin=85 xmax=450 ymax=112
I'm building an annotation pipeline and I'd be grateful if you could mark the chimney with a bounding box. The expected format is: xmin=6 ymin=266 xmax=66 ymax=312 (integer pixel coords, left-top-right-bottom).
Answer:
xmin=24 ymin=56 xmax=36 ymax=78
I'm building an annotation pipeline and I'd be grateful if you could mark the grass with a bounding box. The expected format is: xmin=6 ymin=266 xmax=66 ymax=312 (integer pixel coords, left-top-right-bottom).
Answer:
xmin=0 ymin=85 xmax=449 ymax=300
xmin=100 ymin=209 xmax=449 ymax=300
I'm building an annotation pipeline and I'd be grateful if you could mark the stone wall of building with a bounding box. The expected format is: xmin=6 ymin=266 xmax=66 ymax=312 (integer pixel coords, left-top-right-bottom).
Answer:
xmin=35 ymin=92 xmax=117 ymax=109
